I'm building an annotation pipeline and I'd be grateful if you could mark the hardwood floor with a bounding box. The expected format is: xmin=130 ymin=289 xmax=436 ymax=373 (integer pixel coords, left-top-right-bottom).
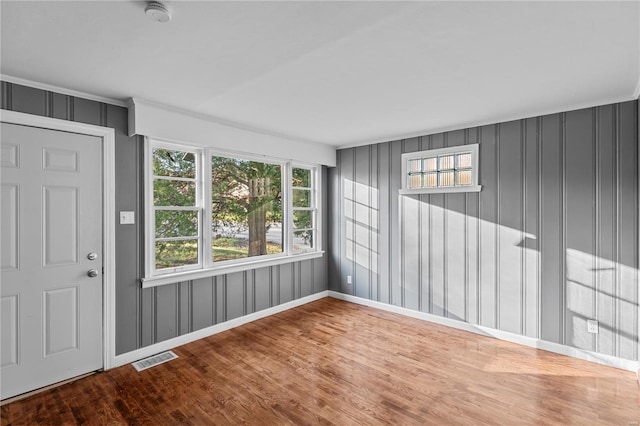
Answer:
xmin=2 ymin=297 xmax=639 ymax=425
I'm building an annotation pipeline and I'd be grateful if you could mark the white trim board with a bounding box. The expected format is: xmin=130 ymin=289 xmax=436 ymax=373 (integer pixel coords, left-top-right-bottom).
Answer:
xmin=637 ymin=93 xmax=640 ymax=384
xmin=328 ymin=291 xmax=639 ymax=373
xmin=0 ymin=110 xmax=117 ymax=371
xmin=113 ymin=291 xmax=329 ymax=368
xmin=142 ymin=251 xmax=325 ymax=288
xmin=128 ymin=98 xmax=337 ymax=167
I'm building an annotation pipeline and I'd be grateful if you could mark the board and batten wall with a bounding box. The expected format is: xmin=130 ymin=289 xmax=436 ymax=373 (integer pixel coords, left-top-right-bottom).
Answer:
xmin=1 ymin=81 xmax=328 ymax=356
xmin=328 ymin=100 xmax=639 ymax=362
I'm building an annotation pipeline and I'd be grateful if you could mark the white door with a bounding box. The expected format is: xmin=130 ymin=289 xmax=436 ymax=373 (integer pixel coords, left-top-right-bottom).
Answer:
xmin=1 ymin=122 xmax=103 ymax=400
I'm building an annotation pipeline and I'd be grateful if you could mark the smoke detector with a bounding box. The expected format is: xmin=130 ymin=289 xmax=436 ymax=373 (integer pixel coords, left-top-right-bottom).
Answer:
xmin=145 ymin=1 xmax=171 ymax=23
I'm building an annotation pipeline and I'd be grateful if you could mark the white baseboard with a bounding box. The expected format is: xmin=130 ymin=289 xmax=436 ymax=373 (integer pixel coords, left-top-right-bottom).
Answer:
xmin=328 ymin=291 xmax=639 ymax=373
xmin=113 ymin=290 xmax=329 ymax=368
xmin=113 ymin=289 xmax=637 ymax=373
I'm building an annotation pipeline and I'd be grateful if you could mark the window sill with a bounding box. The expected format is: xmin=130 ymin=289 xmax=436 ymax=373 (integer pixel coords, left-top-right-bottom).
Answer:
xmin=141 ymin=251 xmax=325 ymax=288
xmin=399 ymin=185 xmax=482 ymax=195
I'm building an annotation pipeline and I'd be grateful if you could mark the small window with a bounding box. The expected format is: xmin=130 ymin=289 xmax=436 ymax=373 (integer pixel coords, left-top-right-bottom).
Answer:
xmin=400 ymin=144 xmax=481 ymax=194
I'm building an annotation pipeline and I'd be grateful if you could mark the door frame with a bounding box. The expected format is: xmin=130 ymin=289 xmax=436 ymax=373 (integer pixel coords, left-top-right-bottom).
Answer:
xmin=0 ymin=109 xmax=117 ymax=370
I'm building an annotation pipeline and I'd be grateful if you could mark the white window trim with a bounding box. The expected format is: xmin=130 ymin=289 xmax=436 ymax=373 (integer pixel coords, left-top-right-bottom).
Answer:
xmin=399 ymin=143 xmax=482 ymax=195
xmin=291 ymin=163 xmax=320 ymax=254
xmin=146 ymin=141 xmax=204 ymax=277
xmin=142 ymin=251 xmax=323 ymax=287
xmin=143 ymin=137 xmax=323 ymax=288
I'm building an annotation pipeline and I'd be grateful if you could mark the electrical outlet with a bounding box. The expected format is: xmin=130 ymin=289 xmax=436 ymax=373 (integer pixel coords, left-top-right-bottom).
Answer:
xmin=347 ymin=275 xmax=352 ymax=284
xmin=587 ymin=319 xmax=599 ymax=334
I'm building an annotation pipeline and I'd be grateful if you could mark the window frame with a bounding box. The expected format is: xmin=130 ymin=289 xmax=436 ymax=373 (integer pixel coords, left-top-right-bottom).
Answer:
xmin=291 ymin=165 xmax=318 ymax=254
xmin=143 ymin=138 xmax=323 ymax=287
xmin=207 ymin=148 xmax=288 ymax=266
xmin=399 ymin=143 xmax=482 ymax=195
xmin=146 ymin=141 xmax=204 ymax=277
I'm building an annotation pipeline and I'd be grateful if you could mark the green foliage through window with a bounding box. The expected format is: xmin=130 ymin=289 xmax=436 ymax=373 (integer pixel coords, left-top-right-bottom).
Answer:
xmin=152 ymin=147 xmax=200 ymax=270
xmin=292 ymin=167 xmax=314 ymax=252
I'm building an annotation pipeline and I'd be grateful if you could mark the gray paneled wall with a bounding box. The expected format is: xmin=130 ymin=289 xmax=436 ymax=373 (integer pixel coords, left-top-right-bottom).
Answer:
xmin=139 ymin=261 xmax=326 ymax=347
xmin=328 ymin=100 xmax=639 ymax=361
xmin=1 ymin=81 xmax=328 ymax=356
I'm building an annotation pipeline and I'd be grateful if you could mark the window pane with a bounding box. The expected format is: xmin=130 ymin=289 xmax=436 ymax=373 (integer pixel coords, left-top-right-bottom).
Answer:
xmin=293 ymin=210 xmax=313 ymax=230
xmin=292 ymin=168 xmax=311 ymax=188
xmin=456 ymin=170 xmax=472 ymax=186
xmin=423 ymin=157 xmax=437 ymax=172
xmin=424 ymin=172 xmax=438 ymax=188
xmin=293 ymin=189 xmax=311 ymax=208
xmin=293 ymin=230 xmax=313 ymax=252
xmin=155 ymin=240 xmax=198 ymax=269
xmin=407 ymin=174 xmax=422 ymax=189
xmin=154 ymin=180 xmax=196 ymax=206
xmin=153 ymin=148 xmax=196 ymax=178
xmin=155 ymin=210 xmax=198 ymax=238
xmin=211 ymin=156 xmax=283 ymax=261
xmin=439 ymin=171 xmax=454 ymax=187
xmin=456 ymin=152 xmax=472 ymax=169
xmin=408 ymin=159 xmax=422 ymax=173
xmin=439 ymin=155 xmax=454 ymax=170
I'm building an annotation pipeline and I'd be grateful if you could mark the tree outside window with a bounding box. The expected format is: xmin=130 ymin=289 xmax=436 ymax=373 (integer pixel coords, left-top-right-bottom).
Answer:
xmin=211 ymin=156 xmax=283 ymax=261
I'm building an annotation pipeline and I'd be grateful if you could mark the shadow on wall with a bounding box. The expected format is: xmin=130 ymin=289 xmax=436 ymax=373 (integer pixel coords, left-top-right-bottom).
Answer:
xmin=338 ymin=176 xmax=638 ymax=361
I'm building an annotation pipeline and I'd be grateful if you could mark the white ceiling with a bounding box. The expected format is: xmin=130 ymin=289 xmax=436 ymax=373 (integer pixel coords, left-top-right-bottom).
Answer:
xmin=1 ymin=1 xmax=639 ymax=148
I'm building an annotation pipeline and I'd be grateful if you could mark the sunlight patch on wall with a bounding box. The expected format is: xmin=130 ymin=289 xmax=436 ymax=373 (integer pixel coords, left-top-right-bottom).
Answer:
xmin=344 ymin=178 xmax=379 ymax=274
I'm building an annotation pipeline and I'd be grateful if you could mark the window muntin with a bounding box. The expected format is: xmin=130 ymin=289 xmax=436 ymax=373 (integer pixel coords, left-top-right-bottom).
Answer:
xmin=146 ymin=139 xmax=321 ymax=280
xmin=401 ymin=144 xmax=481 ymax=194
xmin=408 ymin=152 xmax=471 ymax=189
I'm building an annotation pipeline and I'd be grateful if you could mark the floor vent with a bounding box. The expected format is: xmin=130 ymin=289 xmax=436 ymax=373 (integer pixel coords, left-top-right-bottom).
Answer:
xmin=131 ymin=351 xmax=178 ymax=372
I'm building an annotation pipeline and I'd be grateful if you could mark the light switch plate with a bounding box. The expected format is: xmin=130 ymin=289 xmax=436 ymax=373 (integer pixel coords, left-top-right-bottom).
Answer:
xmin=120 ymin=211 xmax=135 ymax=225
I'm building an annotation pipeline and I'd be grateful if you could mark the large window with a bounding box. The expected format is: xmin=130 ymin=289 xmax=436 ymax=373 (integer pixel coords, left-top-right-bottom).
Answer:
xmin=210 ymin=155 xmax=283 ymax=262
xmin=145 ymin=140 xmax=321 ymax=283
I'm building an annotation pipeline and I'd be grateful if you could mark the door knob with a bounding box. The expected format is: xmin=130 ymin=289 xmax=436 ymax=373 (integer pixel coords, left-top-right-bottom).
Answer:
xmin=87 ymin=252 xmax=98 ymax=260
xmin=87 ymin=269 xmax=98 ymax=278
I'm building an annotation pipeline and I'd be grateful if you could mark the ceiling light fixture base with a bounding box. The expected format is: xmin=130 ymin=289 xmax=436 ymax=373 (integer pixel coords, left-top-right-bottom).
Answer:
xmin=145 ymin=1 xmax=171 ymax=23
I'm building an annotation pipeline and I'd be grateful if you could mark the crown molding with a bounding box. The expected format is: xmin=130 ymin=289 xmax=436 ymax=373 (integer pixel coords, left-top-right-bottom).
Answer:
xmin=0 ymin=74 xmax=127 ymax=108
xmin=337 ymin=95 xmax=638 ymax=150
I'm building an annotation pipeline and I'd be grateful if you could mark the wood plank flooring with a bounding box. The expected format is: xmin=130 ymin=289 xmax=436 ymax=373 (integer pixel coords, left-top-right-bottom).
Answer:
xmin=2 ymin=297 xmax=639 ymax=425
